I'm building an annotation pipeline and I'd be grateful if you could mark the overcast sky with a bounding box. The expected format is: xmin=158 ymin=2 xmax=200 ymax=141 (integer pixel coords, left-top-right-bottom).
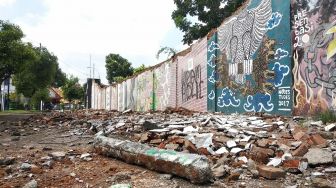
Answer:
xmin=0 ymin=0 xmax=186 ymax=84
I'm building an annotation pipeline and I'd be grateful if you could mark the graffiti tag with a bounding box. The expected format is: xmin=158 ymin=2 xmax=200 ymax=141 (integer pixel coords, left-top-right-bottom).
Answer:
xmin=181 ymin=65 xmax=203 ymax=102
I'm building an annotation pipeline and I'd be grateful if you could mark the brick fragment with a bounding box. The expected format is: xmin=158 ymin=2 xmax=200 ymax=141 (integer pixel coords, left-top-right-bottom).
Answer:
xmin=184 ymin=140 xmax=198 ymax=153
xmin=293 ymin=131 xmax=306 ymax=140
xmin=257 ymin=165 xmax=285 ymax=180
xmin=292 ymin=143 xmax=310 ymax=157
xmin=310 ymin=134 xmax=327 ymax=147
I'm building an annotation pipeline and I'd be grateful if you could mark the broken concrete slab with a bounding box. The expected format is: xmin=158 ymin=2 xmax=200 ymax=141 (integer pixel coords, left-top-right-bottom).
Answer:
xmin=94 ymin=135 xmax=212 ymax=184
xmin=325 ymin=124 xmax=336 ymax=132
xmin=48 ymin=151 xmax=66 ymax=160
xmin=304 ymin=148 xmax=333 ymax=166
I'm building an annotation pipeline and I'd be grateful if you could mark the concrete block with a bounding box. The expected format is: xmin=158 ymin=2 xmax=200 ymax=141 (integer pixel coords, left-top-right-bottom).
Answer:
xmin=94 ymin=135 xmax=212 ymax=184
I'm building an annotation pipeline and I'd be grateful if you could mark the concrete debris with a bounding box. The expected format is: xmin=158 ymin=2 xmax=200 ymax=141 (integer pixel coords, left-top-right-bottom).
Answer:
xmin=304 ymin=148 xmax=333 ymax=166
xmin=94 ymin=135 xmax=212 ymax=184
xmin=22 ymin=179 xmax=38 ymax=188
xmin=80 ymin=153 xmax=92 ymax=161
xmin=49 ymin=151 xmax=66 ymax=160
xmin=109 ymin=184 xmax=132 ymax=188
xmin=311 ymin=178 xmax=334 ymax=188
xmin=325 ymin=124 xmax=336 ymax=132
xmin=0 ymin=157 xmax=15 ymax=166
xmin=2 ymin=110 xmax=336 ymax=186
xmin=20 ymin=163 xmax=32 ymax=171
xmin=266 ymin=158 xmax=282 ymax=167
xmin=257 ymin=165 xmax=285 ymax=180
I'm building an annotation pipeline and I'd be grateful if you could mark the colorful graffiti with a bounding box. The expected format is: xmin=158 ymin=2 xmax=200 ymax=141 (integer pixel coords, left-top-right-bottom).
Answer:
xmin=88 ymin=0 xmax=336 ymax=116
xmin=292 ymin=0 xmax=336 ymax=115
xmin=207 ymin=0 xmax=293 ymax=115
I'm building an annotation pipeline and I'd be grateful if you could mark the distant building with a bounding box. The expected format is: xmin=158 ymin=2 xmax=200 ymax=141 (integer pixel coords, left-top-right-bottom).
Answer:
xmin=49 ymin=87 xmax=63 ymax=104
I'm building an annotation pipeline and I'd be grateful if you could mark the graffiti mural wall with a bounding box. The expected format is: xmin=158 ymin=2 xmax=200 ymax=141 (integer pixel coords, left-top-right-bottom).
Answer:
xmin=291 ymin=0 xmax=336 ymax=115
xmin=135 ymin=70 xmax=154 ymax=112
xmin=87 ymin=0 xmax=335 ymax=116
xmin=177 ymin=38 xmax=207 ymax=112
xmin=207 ymin=0 xmax=293 ymax=115
xmin=153 ymin=60 xmax=177 ymax=111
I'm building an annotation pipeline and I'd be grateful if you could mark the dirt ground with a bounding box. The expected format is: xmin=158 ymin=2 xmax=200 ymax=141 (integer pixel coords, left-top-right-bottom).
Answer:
xmin=0 ymin=113 xmax=315 ymax=188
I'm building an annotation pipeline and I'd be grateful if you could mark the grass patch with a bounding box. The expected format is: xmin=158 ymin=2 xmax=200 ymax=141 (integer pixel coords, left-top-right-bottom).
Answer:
xmin=0 ymin=110 xmax=39 ymax=115
xmin=318 ymin=110 xmax=336 ymax=124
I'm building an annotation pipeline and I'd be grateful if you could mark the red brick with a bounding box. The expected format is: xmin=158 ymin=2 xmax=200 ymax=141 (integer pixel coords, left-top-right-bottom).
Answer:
xmin=184 ymin=140 xmax=198 ymax=153
xmin=250 ymin=146 xmax=275 ymax=164
xmin=257 ymin=165 xmax=285 ymax=180
xmin=292 ymin=143 xmax=310 ymax=156
xmin=293 ymin=131 xmax=306 ymax=140
xmin=282 ymin=159 xmax=300 ymax=169
xmin=310 ymin=134 xmax=327 ymax=147
xmin=198 ymin=147 xmax=210 ymax=155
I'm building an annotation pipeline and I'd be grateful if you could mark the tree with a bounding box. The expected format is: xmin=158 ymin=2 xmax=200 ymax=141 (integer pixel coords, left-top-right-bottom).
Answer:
xmin=133 ymin=64 xmax=146 ymax=74
xmin=30 ymin=88 xmax=50 ymax=108
xmin=105 ymin=53 xmax=133 ymax=84
xmin=53 ymin=67 xmax=67 ymax=88
xmin=14 ymin=46 xmax=58 ymax=98
xmin=62 ymin=76 xmax=84 ymax=104
xmin=0 ymin=20 xmax=37 ymax=85
xmin=172 ymin=0 xmax=247 ymax=44
xmin=156 ymin=47 xmax=177 ymax=60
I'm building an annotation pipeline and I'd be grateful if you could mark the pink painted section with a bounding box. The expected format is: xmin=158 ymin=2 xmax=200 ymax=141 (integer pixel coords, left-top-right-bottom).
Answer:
xmin=176 ymin=38 xmax=207 ymax=112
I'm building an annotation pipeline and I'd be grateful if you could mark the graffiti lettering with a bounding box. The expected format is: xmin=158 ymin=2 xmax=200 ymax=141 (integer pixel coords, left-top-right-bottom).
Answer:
xmin=278 ymin=87 xmax=291 ymax=110
xmin=293 ymin=10 xmax=311 ymax=47
xmin=181 ymin=65 xmax=203 ymax=102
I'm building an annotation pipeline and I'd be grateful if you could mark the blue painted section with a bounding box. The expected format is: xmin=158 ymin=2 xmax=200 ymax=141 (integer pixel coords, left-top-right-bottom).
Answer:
xmin=207 ymin=0 xmax=293 ymax=115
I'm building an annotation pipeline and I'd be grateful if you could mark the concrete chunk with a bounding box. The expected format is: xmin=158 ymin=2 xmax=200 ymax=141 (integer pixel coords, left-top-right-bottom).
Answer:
xmin=303 ymin=148 xmax=333 ymax=165
xmin=94 ymin=135 xmax=212 ymax=184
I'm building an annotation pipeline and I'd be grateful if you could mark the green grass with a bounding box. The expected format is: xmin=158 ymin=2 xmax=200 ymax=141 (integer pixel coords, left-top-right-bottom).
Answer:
xmin=319 ymin=110 xmax=336 ymax=124
xmin=0 ymin=110 xmax=39 ymax=115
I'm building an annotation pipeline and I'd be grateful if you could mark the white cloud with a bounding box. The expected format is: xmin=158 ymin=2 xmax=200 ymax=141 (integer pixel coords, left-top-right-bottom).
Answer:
xmin=0 ymin=0 xmax=15 ymax=7
xmin=13 ymin=0 xmax=184 ymax=84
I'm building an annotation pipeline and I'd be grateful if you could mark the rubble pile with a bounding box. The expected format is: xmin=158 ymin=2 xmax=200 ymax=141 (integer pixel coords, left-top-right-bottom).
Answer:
xmin=1 ymin=110 xmax=335 ymax=187
xmin=87 ymin=110 xmax=336 ymax=186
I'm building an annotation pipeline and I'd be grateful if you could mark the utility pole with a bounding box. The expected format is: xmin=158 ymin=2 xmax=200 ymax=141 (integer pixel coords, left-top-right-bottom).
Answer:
xmin=87 ymin=54 xmax=92 ymax=78
xmin=7 ymin=78 xmax=9 ymax=110
xmin=93 ymin=63 xmax=95 ymax=79
xmin=40 ymin=43 xmax=43 ymax=111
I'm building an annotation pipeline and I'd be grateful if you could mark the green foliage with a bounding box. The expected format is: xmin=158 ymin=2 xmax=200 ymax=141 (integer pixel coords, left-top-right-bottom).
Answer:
xmin=0 ymin=20 xmax=37 ymax=84
xmin=53 ymin=67 xmax=67 ymax=88
xmin=133 ymin=64 xmax=146 ymax=75
xmin=14 ymin=46 xmax=58 ymax=98
xmin=30 ymin=88 xmax=50 ymax=107
xmin=156 ymin=47 xmax=176 ymax=59
xmin=105 ymin=53 xmax=134 ymax=84
xmin=319 ymin=110 xmax=336 ymax=124
xmin=114 ymin=76 xmax=127 ymax=83
xmin=62 ymin=76 xmax=84 ymax=103
xmin=172 ymin=0 xmax=246 ymax=44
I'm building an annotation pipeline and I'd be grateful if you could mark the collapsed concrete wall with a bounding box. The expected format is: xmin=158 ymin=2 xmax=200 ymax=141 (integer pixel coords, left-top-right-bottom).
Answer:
xmin=291 ymin=0 xmax=336 ymax=115
xmin=94 ymin=135 xmax=212 ymax=184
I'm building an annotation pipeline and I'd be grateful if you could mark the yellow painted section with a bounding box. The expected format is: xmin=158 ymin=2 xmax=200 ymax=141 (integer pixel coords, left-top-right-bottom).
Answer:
xmin=327 ymin=39 xmax=336 ymax=60
xmin=326 ymin=26 xmax=336 ymax=34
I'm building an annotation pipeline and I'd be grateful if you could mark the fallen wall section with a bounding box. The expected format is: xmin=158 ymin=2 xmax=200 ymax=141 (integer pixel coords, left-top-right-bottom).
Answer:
xmin=93 ymin=135 xmax=212 ymax=184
